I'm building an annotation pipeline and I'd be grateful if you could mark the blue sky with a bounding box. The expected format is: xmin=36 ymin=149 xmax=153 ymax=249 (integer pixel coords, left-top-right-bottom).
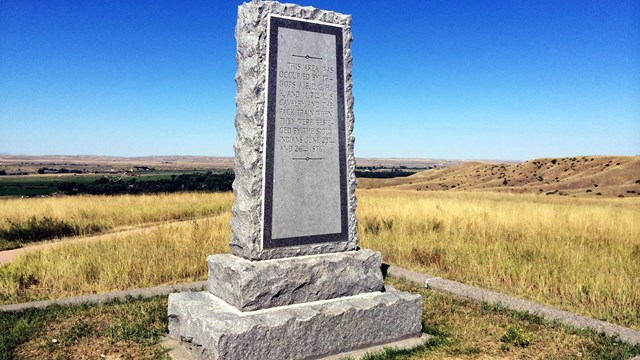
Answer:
xmin=1 ymin=1 xmax=638 ymax=160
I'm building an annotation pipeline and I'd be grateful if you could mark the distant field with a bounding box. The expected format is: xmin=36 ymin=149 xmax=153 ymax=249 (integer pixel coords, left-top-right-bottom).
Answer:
xmin=0 ymin=171 xmax=231 ymax=197
xmin=0 ymin=155 xmax=235 ymax=175
xmin=0 ymin=154 xmax=459 ymax=176
xmin=0 ymin=175 xmax=101 ymax=196
xmin=0 ymin=173 xmax=174 ymax=197
xmin=1 ymin=190 xmax=638 ymax=331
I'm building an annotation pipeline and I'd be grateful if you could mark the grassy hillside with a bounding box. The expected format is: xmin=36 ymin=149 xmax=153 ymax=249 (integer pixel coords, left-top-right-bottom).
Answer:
xmin=359 ymin=155 xmax=640 ymax=198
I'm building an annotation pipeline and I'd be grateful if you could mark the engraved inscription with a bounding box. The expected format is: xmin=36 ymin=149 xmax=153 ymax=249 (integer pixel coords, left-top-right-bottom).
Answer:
xmin=276 ymin=56 xmax=337 ymax=158
xmin=263 ymin=16 xmax=348 ymax=248
xmin=271 ymin=26 xmax=341 ymax=240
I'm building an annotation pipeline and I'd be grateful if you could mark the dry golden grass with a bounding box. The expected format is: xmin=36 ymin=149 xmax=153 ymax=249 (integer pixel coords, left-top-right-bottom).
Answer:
xmin=1 ymin=190 xmax=638 ymax=332
xmin=358 ymin=189 xmax=640 ymax=329
xmin=0 ymin=192 xmax=233 ymax=238
xmin=0 ymin=214 xmax=231 ymax=304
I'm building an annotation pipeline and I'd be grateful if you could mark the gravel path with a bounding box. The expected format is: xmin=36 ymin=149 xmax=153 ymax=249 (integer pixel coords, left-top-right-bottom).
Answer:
xmin=0 ymin=281 xmax=207 ymax=312
xmin=385 ymin=265 xmax=640 ymax=346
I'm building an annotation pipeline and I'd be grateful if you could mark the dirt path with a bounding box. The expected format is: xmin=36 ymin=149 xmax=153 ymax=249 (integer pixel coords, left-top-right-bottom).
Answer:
xmin=0 ymin=217 xmax=215 ymax=265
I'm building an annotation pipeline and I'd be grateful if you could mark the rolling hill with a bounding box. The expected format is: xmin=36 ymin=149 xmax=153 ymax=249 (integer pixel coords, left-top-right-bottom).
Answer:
xmin=358 ymin=156 xmax=640 ymax=198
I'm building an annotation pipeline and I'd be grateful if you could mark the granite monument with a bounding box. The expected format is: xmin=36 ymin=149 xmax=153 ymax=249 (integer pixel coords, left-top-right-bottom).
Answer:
xmin=168 ymin=2 xmax=424 ymax=359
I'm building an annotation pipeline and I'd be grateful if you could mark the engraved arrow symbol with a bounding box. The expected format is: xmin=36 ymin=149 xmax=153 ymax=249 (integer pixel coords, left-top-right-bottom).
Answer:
xmin=292 ymin=54 xmax=323 ymax=60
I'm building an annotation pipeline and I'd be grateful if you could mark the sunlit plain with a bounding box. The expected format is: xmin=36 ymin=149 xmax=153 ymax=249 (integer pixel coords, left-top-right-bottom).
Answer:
xmin=1 ymin=190 xmax=638 ymax=330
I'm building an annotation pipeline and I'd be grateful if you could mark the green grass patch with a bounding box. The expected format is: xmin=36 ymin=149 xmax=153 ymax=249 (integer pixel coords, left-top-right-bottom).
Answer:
xmin=500 ymin=325 xmax=533 ymax=348
xmin=0 ymin=296 xmax=169 ymax=360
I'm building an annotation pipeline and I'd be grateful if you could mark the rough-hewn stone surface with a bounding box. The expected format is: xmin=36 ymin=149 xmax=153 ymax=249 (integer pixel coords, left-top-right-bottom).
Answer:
xmin=207 ymin=250 xmax=384 ymax=311
xmin=168 ymin=290 xmax=422 ymax=360
xmin=231 ymin=1 xmax=357 ymax=260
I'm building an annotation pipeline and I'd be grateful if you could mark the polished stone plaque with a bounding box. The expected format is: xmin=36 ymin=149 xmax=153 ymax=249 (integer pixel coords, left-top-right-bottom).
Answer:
xmin=263 ymin=15 xmax=348 ymax=249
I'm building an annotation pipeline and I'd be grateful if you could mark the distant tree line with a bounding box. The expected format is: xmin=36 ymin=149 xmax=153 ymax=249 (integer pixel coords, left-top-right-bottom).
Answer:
xmin=38 ymin=167 xmax=83 ymax=174
xmin=55 ymin=169 xmax=417 ymax=194
xmin=355 ymin=170 xmax=413 ymax=179
xmin=4 ymin=167 xmax=422 ymax=196
xmin=58 ymin=172 xmax=234 ymax=195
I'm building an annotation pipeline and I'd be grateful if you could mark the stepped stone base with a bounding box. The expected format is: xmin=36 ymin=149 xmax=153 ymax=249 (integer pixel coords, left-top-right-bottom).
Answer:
xmin=207 ymin=250 xmax=384 ymax=311
xmin=168 ymin=289 xmax=422 ymax=360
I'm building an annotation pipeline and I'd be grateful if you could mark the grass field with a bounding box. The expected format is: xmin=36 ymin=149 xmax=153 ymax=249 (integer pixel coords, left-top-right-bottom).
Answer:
xmin=1 ymin=190 xmax=638 ymax=332
xmin=0 ymin=296 xmax=169 ymax=359
xmin=2 ymin=279 xmax=638 ymax=360
xmin=0 ymin=192 xmax=232 ymax=250
xmin=0 ymin=215 xmax=231 ymax=304
xmin=358 ymin=190 xmax=640 ymax=330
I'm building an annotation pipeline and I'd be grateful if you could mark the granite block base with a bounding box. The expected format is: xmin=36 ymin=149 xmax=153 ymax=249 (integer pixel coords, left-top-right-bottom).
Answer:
xmin=168 ymin=290 xmax=422 ymax=360
xmin=207 ymin=250 xmax=384 ymax=311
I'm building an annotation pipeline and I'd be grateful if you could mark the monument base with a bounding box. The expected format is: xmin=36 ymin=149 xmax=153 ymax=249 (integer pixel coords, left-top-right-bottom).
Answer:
xmin=168 ymin=289 xmax=422 ymax=360
xmin=206 ymin=250 xmax=384 ymax=311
